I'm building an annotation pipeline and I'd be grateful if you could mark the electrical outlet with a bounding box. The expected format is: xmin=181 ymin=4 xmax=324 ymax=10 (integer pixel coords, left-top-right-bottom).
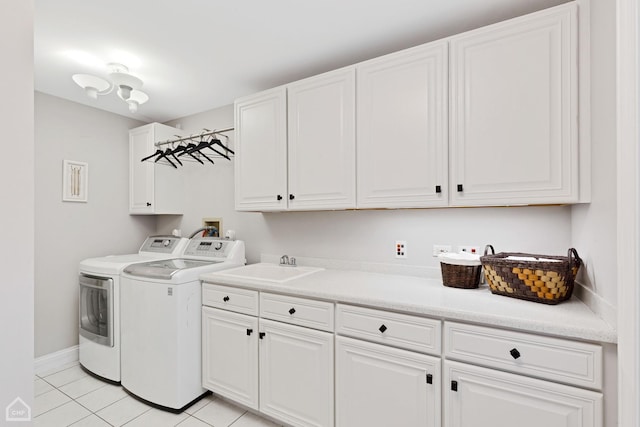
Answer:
xmin=433 ymin=244 xmax=452 ymax=257
xmin=458 ymin=245 xmax=481 ymax=255
xmin=395 ymin=241 xmax=407 ymax=259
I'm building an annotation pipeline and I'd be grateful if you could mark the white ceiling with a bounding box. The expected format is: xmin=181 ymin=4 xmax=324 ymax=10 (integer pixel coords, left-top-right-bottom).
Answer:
xmin=34 ymin=0 xmax=569 ymax=123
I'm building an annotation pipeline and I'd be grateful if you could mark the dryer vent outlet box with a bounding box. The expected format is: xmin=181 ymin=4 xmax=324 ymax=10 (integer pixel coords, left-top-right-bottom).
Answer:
xmin=202 ymin=217 xmax=222 ymax=237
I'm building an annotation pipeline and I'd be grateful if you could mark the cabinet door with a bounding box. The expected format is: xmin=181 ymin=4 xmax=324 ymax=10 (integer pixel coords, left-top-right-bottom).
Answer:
xmin=444 ymin=361 xmax=602 ymax=427
xmin=287 ymin=68 xmax=356 ymax=210
xmin=335 ymin=336 xmax=441 ymax=427
xmin=357 ymin=41 xmax=448 ymax=208
xmin=129 ymin=125 xmax=155 ymax=213
xmin=234 ymin=87 xmax=287 ymax=211
xmin=450 ymin=3 xmax=578 ymax=206
xmin=202 ymin=307 xmax=258 ymax=409
xmin=129 ymin=123 xmax=184 ymax=214
xmin=259 ymin=318 xmax=334 ymax=427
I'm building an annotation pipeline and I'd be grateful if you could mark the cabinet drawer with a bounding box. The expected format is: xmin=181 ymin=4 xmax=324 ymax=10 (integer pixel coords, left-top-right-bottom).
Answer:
xmin=336 ymin=304 xmax=441 ymax=355
xmin=444 ymin=321 xmax=603 ymax=390
xmin=259 ymin=293 xmax=334 ymax=332
xmin=203 ymin=283 xmax=258 ymax=316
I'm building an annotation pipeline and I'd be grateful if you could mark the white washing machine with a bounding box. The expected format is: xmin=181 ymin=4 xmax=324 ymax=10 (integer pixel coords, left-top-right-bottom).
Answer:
xmin=120 ymin=236 xmax=246 ymax=410
xmin=78 ymin=236 xmax=189 ymax=382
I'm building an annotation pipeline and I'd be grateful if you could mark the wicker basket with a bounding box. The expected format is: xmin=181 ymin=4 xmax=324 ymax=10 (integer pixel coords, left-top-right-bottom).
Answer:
xmin=439 ymin=253 xmax=482 ymax=289
xmin=440 ymin=263 xmax=482 ymax=289
xmin=480 ymin=245 xmax=582 ymax=305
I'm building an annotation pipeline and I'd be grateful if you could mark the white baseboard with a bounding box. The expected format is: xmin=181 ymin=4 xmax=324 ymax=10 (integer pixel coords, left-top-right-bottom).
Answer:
xmin=34 ymin=345 xmax=79 ymax=376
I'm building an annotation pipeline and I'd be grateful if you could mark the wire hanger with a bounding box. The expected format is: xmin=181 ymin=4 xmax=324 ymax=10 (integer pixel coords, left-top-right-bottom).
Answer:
xmin=140 ymin=127 xmax=234 ymax=167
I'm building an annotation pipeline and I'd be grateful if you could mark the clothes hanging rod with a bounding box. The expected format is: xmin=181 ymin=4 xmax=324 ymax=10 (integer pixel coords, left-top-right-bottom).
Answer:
xmin=155 ymin=127 xmax=234 ymax=147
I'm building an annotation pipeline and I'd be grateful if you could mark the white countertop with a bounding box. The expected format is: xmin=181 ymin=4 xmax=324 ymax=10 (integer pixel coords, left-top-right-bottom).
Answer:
xmin=201 ymin=263 xmax=617 ymax=343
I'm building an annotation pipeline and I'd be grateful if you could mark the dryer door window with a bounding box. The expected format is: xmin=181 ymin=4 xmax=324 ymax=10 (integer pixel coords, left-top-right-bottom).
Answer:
xmin=79 ymin=275 xmax=113 ymax=347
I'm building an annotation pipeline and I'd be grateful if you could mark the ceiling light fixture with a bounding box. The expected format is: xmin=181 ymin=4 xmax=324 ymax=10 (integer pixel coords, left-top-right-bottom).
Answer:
xmin=72 ymin=63 xmax=148 ymax=113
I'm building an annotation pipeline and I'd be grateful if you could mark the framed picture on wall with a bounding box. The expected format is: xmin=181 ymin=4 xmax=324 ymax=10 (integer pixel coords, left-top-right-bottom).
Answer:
xmin=62 ymin=160 xmax=88 ymax=202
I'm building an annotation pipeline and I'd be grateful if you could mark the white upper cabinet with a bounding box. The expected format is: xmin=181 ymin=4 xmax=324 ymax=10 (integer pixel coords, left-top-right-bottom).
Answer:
xmin=357 ymin=41 xmax=448 ymax=208
xmin=129 ymin=122 xmax=184 ymax=214
xmin=449 ymin=3 xmax=578 ymax=206
xmin=234 ymin=87 xmax=288 ymax=211
xmin=234 ymin=69 xmax=355 ymax=212
xmin=288 ymin=68 xmax=356 ymax=210
xmin=233 ymin=2 xmax=584 ymax=211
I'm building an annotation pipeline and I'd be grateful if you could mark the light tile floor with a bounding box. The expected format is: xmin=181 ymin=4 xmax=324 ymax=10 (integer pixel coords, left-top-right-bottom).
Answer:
xmin=35 ymin=362 xmax=283 ymax=427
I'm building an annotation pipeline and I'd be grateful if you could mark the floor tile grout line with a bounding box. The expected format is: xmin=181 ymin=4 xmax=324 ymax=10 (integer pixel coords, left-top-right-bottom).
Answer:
xmin=42 ymin=378 xmax=280 ymax=427
xmin=69 ymin=412 xmax=97 ymax=426
xmin=74 ymin=391 xmax=129 ymax=415
xmin=38 ymin=362 xmax=83 ymax=382
xmin=120 ymin=406 xmax=153 ymax=426
xmin=57 ymin=377 xmax=110 ymax=401
xmin=226 ymin=410 xmax=249 ymax=427
xmin=93 ymin=410 xmax=116 ymax=426
xmin=33 ymin=388 xmax=74 ymax=419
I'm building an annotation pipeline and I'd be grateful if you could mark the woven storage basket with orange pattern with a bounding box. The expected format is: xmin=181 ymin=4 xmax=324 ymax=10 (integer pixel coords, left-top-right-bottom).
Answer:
xmin=480 ymin=245 xmax=582 ymax=305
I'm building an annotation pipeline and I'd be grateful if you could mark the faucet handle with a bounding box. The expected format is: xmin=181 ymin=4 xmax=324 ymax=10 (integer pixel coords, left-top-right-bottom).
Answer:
xmin=289 ymin=257 xmax=296 ymax=266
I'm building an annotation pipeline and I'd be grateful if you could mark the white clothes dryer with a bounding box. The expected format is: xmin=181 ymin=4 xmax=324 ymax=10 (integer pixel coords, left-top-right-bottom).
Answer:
xmin=120 ymin=236 xmax=245 ymax=410
xmin=78 ymin=236 xmax=188 ymax=382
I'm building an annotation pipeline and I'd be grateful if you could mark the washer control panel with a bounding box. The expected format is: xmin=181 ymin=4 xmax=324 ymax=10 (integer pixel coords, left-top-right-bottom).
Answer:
xmin=139 ymin=236 xmax=186 ymax=254
xmin=183 ymin=237 xmax=232 ymax=259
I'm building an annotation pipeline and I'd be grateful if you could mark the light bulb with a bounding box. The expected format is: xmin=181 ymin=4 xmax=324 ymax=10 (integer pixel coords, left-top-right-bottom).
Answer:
xmin=85 ymin=87 xmax=98 ymax=99
xmin=118 ymin=85 xmax=132 ymax=100
xmin=72 ymin=74 xmax=110 ymax=98
xmin=128 ymin=100 xmax=139 ymax=113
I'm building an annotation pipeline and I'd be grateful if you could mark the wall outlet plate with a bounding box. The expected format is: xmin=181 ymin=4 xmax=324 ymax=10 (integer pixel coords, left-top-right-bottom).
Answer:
xmin=395 ymin=241 xmax=407 ymax=259
xmin=433 ymin=244 xmax=452 ymax=257
xmin=457 ymin=245 xmax=481 ymax=255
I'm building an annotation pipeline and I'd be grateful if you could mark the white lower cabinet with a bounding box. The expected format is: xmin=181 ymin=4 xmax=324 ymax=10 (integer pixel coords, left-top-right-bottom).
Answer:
xmin=202 ymin=286 xmax=606 ymax=427
xmin=443 ymin=321 xmax=603 ymax=427
xmin=444 ymin=360 xmax=603 ymax=427
xmin=335 ymin=304 xmax=442 ymax=427
xmin=335 ymin=336 xmax=441 ymax=427
xmin=202 ymin=285 xmax=334 ymax=427
xmin=259 ymin=318 xmax=334 ymax=427
xmin=201 ymin=307 xmax=259 ymax=409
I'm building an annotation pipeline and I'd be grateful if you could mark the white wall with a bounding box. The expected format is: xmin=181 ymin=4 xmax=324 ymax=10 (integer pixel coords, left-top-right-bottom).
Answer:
xmin=0 ymin=0 xmax=34 ymax=419
xmin=160 ymin=0 xmax=619 ymax=318
xmin=34 ymin=92 xmax=155 ymax=357
xmin=162 ymin=105 xmax=573 ymax=268
xmin=571 ymin=0 xmax=617 ymax=308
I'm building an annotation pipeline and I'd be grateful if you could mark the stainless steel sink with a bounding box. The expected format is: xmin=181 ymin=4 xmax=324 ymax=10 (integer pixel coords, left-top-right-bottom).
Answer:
xmin=216 ymin=263 xmax=324 ymax=283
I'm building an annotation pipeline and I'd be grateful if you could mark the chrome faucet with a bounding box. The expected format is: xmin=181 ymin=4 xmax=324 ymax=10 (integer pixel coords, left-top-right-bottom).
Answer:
xmin=279 ymin=255 xmax=296 ymax=267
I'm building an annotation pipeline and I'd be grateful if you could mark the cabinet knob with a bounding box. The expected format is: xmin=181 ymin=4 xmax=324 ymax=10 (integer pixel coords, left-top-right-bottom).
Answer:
xmin=426 ymin=374 xmax=433 ymax=384
xmin=435 ymin=185 xmax=442 ymax=194
xmin=288 ymin=308 xmax=296 ymax=315
xmin=510 ymin=348 xmax=521 ymax=359
xmin=289 ymin=194 xmax=295 ymax=200
xmin=259 ymin=332 xmax=266 ymax=339
xmin=246 ymin=328 xmax=253 ymax=336
xmin=451 ymin=380 xmax=458 ymax=391
xmin=277 ymin=195 xmax=283 ymax=201
xmin=223 ymin=296 xmax=230 ymax=302
xmin=457 ymin=184 xmax=464 ymax=192
xmin=146 ymin=202 xmax=152 ymax=206
xmin=378 ymin=324 xmax=387 ymax=333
